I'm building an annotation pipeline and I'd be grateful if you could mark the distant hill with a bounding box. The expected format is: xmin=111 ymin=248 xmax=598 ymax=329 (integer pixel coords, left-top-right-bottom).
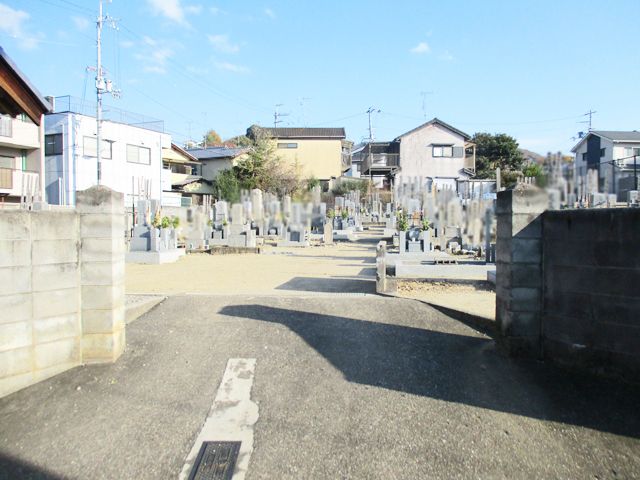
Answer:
xmin=520 ymin=148 xmax=545 ymax=164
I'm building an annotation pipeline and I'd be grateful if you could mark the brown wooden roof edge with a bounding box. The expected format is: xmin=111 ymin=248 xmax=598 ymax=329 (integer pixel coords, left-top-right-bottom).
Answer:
xmin=0 ymin=47 xmax=52 ymax=125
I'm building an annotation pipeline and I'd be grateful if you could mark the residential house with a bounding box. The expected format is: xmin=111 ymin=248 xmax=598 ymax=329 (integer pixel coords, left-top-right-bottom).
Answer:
xmin=44 ymin=96 xmax=170 ymax=206
xmin=263 ymin=127 xmax=350 ymax=188
xmin=161 ymin=143 xmax=215 ymax=207
xmin=185 ymin=146 xmax=250 ymax=182
xmin=571 ymin=130 xmax=640 ymax=195
xmin=0 ymin=47 xmax=51 ymax=207
xmin=357 ymin=118 xmax=476 ymax=191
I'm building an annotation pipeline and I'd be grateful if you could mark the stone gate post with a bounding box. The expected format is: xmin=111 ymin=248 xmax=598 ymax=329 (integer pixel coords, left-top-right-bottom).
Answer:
xmin=495 ymin=184 xmax=548 ymax=358
xmin=76 ymin=186 xmax=126 ymax=363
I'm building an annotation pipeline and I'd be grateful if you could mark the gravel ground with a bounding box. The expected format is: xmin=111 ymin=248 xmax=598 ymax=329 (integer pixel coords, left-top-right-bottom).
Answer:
xmin=398 ymin=280 xmax=496 ymax=320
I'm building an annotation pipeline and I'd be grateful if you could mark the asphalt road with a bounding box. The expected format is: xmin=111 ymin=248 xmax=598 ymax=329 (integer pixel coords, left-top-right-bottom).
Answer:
xmin=1 ymin=294 xmax=639 ymax=479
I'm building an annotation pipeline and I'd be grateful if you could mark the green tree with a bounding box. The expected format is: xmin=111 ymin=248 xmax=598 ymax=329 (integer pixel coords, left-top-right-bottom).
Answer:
xmin=204 ymin=129 xmax=222 ymax=147
xmin=472 ymin=133 xmax=525 ymax=178
xmin=214 ymin=125 xmax=304 ymax=199
xmin=522 ymin=162 xmax=544 ymax=177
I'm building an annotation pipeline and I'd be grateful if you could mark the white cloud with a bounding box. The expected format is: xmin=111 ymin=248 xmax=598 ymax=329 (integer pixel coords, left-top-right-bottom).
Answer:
xmin=440 ymin=50 xmax=454 ymax=61
xmin=0 ymin=3 xmax=40 ymax=49
xmin=185 ymin=5 xmax=202 ymax=14
xmin=146 ymin=0 xmax=189 ymax=26
xmin=143 ymin=36 xmax=157 ymax=46
xmin=187 ymin=66 xmax=208 ymax=73
xmin=264 ymin=8 xmax=275 ymax=18
xmin=144 ymin=66 xmax=166 ymax=74
xmin=208 ymin=34 xmax=239 ymax=53
xmin=410 ymin=42 xmax=430 ymax=54
xmin=120 ymin=40 xmax=135 ymax=48
xmin=210 ymin=7 xmax=219 ymax=14
xmin=214 ymin=61 xmax=249 ymax=73
xmin=72 ymin=16 xmax=90 ymax=30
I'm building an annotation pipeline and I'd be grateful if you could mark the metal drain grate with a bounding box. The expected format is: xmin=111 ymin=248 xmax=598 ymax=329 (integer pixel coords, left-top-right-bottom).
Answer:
xmin=188 ymin=441 xmax=241 ymax=480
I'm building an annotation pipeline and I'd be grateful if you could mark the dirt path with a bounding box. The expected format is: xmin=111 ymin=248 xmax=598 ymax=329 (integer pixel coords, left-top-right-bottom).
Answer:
xmin=126 ymin=231 xmax=380 ymax=294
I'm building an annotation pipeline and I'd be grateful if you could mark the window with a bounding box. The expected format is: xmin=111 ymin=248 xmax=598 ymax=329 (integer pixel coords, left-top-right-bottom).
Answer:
xmin=600 ymin=148 xmax=605 ymax=158
xmin=45 ymin=134 xmax=63 ymax=156
xmin=634 ymin=147 xmax=640 ymax=156
xmin=433 ymin=145 xmax=453 ymax=157
xmin=0 ymin=156 xmax=15 ymax=169
xmin=582 ymin=152 xmax=588 ymax=161
xmin=83 ymin=136 xmax=112 ymax=159
xmin=277 ymin=143 xmax=298 ymax=149
xmin=0 ymin=114 xmax=12 ymax=137
xmin=127 ymin=144 xmax=151 ymax=165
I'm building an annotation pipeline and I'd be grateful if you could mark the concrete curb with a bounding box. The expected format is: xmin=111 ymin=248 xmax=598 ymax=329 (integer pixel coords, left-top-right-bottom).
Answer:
xmin=125 ymin=295 xmax=167 ymax=324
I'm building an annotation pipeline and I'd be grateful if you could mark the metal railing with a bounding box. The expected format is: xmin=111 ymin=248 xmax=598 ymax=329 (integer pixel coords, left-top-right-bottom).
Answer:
xmin=0 ymin=115 xmax=12 ymax=137
xmin=341 ymin=154 xmax=352 ymax=170
xmin=51 ymin=96 xmax=164 ymax=133
xmin=464 ymin=153 xmax=475 ymax=170
xmin=361 ymin=153 xmax=399 ymax=174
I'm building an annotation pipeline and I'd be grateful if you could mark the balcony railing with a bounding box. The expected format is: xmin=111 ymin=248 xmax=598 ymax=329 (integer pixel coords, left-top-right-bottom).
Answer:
xmin=361 ymin=153 xmax=399 ymax=175
xmin=51 ymin=96 xmax=165 ymax=133
xmin=0 ymin=115 xmax=12 ymax=137
xmin=341 ymin=154 xmax=352 ymax=170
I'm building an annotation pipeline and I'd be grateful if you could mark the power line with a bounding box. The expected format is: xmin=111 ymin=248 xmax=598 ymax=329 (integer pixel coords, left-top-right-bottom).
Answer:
xmin=311 ymin=111 xmax=367 ymax=127
xmin=117 ymin=24 xmax=272 ymax=114
xmin=31 ymin=0 xmax=93 ymax=16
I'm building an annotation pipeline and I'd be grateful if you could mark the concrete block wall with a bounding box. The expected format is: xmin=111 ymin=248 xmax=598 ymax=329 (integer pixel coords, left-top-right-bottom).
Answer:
xmin=0 ymin=210 xmax=82 ymax=398
xmin=0 ymin=186 xmax=125 ymax=398
xmin=495 ymin=184 xmax=548 ymax=357
xmin=542 ymin=208 xmax=640 ymax=379
xmin=77 ymin=187 xmax=126 ymax=363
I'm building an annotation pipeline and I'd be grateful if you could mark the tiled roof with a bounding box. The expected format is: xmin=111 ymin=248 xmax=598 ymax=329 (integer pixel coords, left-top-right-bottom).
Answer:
xmin=591 ymin=131 xmax=640 ymax=142
xmin=263 ymin=128 xmax=346 ymax=139
xmin=185 ymin=146 xmax=249 ymax=160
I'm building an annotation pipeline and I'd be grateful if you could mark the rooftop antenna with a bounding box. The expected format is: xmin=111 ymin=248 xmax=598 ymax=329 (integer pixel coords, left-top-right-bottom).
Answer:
xmin=420 ymin=91 xmax=433 ymax=118
xmin=274 ymin=104 xmax=289 ymax=128
xmin=579 ymin=110 xmax=596 ymax=131
xmin=95 ymin=0 xmax=120 ymax=185
xmin=367 ymin=107 xmax=380 ymax=141
xmin=299 ymin=96 xmax=312 ymax=127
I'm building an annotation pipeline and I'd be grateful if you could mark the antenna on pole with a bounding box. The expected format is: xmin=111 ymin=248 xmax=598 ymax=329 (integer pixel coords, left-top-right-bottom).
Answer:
xmin=420 ymin=91 xmax=433 ymax=118
xmin=366 ymin=107 xmax=380 ymax=141
xmin=95 ymin=0 xmax=121 ymax=185
xmin=299 ymin=97 xmax=312 ymax=127
xmin=274 ymin=104 xmax=289 ymax=128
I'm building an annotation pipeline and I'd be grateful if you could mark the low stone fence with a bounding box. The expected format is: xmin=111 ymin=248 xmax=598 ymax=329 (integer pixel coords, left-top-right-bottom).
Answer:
xmin=0 ymin=186 xmax=125 ymax=398
xmin=496 ymin=184 xmax=640 ymax=380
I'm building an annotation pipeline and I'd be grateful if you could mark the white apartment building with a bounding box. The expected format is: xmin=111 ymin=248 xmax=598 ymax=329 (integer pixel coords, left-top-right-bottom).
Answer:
xmin=44 ymin=96 xmax=170 ymax=206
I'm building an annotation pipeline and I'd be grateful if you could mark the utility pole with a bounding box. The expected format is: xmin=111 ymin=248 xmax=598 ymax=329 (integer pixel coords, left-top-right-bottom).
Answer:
xmin=367 ymin=107 xmax=380 ymax=141
xmin=95 ymin=0 xmax=120 ymax=185
xmin=420 ymin=91 xmax=433 ymax=118
xmin=202 ymin=112 xmax=207 ymax=147
xmin=274 ymin=104 xmax=289 ymax=128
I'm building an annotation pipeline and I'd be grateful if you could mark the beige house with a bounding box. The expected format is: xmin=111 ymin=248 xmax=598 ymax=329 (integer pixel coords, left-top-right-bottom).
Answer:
xmin=0 ymin=47 xmax=51 ymax=207
xmin=162 ymin=143 xmax=215 ymax=206
xmin=263 ymin=128 xmax=350 ymax=185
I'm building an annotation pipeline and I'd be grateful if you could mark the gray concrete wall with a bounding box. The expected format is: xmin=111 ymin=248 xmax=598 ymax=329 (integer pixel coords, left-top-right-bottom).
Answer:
xmin=0 ymin=186 xmax=125 ymax=398
xmin=496 ymin=184 xmax=640 ymax=380
xmin=542 ymin=208 xmax=640 ymax=379
xmin=495 ymin=184 xmax=547 ymax=357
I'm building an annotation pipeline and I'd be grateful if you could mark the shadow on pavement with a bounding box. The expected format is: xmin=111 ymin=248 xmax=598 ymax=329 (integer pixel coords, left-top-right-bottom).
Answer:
xmin=0 ymin=452 xmax=67 ymax=480
xmin=275 ymin=277 xmax=375 ymax=293
xmin=219 ymin=304 xmax=640 ymax=440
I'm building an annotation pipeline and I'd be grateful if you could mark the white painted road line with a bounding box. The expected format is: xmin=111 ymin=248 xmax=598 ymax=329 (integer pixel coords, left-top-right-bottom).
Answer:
xmin=179 ymin=358 xmax=259 ymax=480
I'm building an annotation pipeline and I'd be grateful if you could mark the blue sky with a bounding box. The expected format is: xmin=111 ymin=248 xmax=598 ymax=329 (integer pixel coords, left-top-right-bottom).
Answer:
xmin=1 ymin=0 xmax=638 ymax=155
